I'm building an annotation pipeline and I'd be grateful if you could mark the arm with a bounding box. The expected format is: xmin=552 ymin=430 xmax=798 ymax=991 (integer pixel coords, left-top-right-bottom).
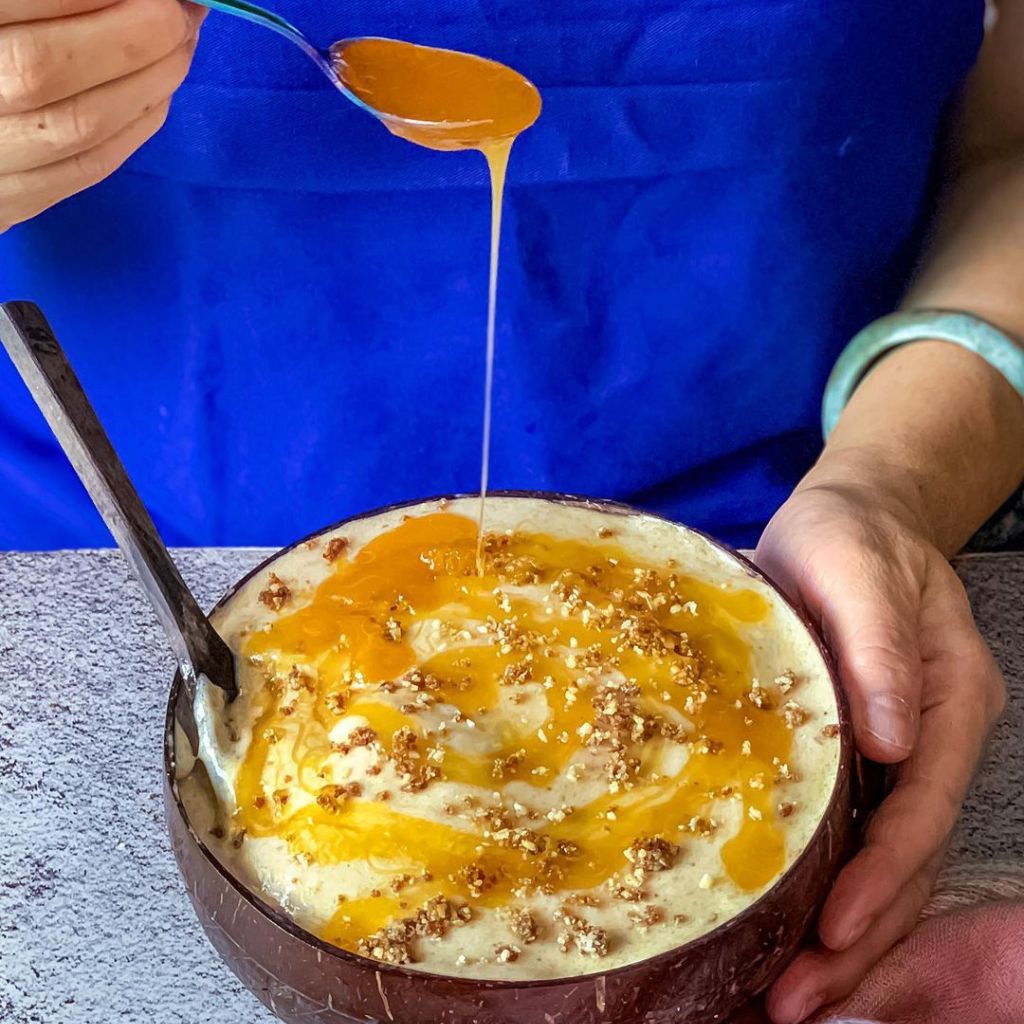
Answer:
xmin=822 ymin=0 xmax=1024 ymax=557
xmin=812 ymin=336 xmax=1024 ymax=558
xmin=758 ymin=5 xmax=1024 ymax=1020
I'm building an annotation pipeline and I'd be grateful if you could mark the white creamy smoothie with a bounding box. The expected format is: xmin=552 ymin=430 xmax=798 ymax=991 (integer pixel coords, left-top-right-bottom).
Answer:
xmin=176 ymin=496 xmax=841 ymax=980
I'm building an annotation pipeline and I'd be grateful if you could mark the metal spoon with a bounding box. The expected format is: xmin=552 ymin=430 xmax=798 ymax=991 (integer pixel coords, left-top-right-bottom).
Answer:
xmin=192 ymin=0 xmax=493 ymax=139
xmin=0 ymin=302 xmax=236 ymax=745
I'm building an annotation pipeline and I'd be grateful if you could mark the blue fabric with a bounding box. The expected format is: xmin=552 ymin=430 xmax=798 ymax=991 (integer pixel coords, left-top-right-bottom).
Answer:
xmin=0 ymin=1 xmax=984 ymax=550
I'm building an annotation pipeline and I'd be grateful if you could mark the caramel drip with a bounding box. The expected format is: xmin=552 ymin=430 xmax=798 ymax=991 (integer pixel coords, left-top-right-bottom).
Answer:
xmin=476 ymin=138 xmax=512 ymax=572
xmin=235 ymin=513 xmax=795 ymax=954
xmin=331 ymin=38 xmax=541 ymax=563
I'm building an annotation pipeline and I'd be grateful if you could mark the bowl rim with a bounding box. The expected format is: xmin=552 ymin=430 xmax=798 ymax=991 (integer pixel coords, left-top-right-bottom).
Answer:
xmin=164 ymin=489 xmax=853 ymax=990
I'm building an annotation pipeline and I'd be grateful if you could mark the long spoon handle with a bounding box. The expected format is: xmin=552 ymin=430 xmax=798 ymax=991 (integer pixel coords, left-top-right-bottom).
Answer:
xmin=0 ymin=302 xmax=236 ymax=708
xmin=190 ymin=0 xmax=338 ymax=80
xmin=194 ymin=0 xmax=307 ymax=44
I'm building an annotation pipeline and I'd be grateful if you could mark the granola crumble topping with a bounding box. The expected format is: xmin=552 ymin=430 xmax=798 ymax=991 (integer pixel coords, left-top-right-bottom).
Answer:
xmin=624 ymin=836 xmax=679 ymax=880
xmin=555 ymin=910 xmax=610 ymax=958
xmin=258 ymin=573 xmax=291 ymax=611
xmin=502 ymin=906 xmax=539 ymax=944
xmin=357 ymin=896 xmax=472 ymax=965
xmin=782 ymin=700 xmax=809 ymax=729
xmin=627 ymin=905 xmax=663 ymax=931
xmin=323 ymin=537 xmax=350 ymax=562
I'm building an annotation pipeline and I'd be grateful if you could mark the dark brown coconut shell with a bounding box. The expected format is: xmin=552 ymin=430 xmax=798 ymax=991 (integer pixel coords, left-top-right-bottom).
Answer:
xmin=164 ymin=492 xmax=871 ymax=1024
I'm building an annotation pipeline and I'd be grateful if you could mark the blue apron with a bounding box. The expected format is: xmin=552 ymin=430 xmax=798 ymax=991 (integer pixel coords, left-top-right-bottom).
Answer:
xmin=0 ymin=1 xmax=983 ymax=550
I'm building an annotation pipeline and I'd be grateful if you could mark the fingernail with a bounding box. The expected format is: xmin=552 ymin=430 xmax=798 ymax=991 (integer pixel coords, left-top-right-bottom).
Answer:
xmin=778 ymin=991 xmax=827 ymax=1024
xmin=790 ymin=992 xmax=825 ymax=1023
xmin=832 ymin=914 xmax=868 ymax=951
xmin=864 ymin=693 xmax=916 ymax=751
xmin=771 ymin=991 xmax=824 ymax=1024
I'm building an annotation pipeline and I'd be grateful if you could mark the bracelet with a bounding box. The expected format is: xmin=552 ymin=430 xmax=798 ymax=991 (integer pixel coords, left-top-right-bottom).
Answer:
xmin=822 ymin=310 xmax=1024 ymax=439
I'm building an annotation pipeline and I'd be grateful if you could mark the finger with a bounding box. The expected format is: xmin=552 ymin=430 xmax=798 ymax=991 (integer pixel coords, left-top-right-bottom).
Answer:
xmin=0 ymin=98 xmax=170 ymax=228
xmin=818 ymin=645 xmax=998 ymax=950
xmin=0 ymin=36 xmax=193 ymax=173
xmin=816 ymin=551 xmax=923 ymax=762
xmin=767 ymin=853 xmax=944 ymax=1024
xmin=0 ymin=0 xmax=192 ymax=115
xmin=0 ymin=0 xmax=119 ymax=26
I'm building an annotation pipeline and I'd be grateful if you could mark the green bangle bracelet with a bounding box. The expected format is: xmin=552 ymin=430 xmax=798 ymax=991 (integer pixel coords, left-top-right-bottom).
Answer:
xmin=822 ymin=309 xmax=1024 ymax=440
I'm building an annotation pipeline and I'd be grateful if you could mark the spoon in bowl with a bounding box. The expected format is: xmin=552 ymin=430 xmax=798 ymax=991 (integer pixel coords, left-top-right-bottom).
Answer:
xmin=0 ymin=302 xmax=236 ymax=747
xmin=191 ymin=0 xmax=541 ymax=150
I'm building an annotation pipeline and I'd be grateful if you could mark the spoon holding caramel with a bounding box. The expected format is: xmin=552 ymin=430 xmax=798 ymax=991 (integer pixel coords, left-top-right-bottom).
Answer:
xmin=191 ymin=2 xmax=541 ymax=150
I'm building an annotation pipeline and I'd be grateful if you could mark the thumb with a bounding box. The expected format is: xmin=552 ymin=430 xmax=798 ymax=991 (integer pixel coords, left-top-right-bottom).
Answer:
xmin=820 ymin=564 xmax=922 ymax=763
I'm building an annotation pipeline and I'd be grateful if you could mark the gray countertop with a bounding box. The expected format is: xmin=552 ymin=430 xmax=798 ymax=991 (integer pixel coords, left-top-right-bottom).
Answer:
xmin=1 ymin=549 xmax=1021 ymax=1024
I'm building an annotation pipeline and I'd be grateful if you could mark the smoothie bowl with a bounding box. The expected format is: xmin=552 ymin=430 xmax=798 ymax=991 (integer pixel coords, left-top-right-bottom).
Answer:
xmin=164 ymin=492 xmax=857 ymax=1024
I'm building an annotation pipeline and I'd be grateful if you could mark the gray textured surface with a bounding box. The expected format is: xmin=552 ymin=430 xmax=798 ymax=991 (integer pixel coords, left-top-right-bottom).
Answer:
xmin=0 ymin=549 xmax=1021 ymax=1024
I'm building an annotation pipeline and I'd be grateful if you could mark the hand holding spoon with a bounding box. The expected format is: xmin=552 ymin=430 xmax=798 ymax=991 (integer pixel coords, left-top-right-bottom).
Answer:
xmin=0 ymin=302 xmax=236 ymax=746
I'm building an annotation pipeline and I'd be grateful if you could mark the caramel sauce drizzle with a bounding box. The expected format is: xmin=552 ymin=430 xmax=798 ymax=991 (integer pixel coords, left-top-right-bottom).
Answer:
xmin=234 ymin=512 xmax=796 ymax=954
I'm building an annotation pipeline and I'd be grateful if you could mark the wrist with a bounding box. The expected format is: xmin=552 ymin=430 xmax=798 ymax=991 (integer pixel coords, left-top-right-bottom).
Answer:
xmin=795 ymin=444 xmax=938 ymax=546
xmin=816 ymin=339 xmax=1024 ymax=555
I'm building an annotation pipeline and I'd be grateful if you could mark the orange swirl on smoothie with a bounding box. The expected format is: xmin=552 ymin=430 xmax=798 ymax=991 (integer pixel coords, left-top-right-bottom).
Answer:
xmin=227 ymin=512 xmax=805 ymax=957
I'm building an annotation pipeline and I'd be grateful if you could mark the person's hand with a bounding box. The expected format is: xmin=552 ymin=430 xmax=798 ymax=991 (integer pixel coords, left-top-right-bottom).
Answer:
xmin=753 ymin=468 xmax=1006 ymax=1023
xmin=0 ymin=0 xmax=206 ymax=233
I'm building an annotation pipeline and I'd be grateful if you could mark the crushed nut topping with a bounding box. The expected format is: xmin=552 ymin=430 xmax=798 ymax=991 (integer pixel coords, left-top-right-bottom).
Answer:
xmin=392 ymin=727 xmax=440 ymax=792
xmin=491 ymin=749 xmax=526 ymax=780
xmin=624 ymin=836 xmax=679 ymax=881
xmin=357 ymin=896 xmax=472 ymax=965
xmin=457 ymin=863 xmax=496 ymax=898
xmin=682 ymin=815 xmax=717 ymax=838
xmin=609 ymin=880 xmax=647 ymax=903
xmin=555 ymin=911 xmax=609 ymax=958
xmin=258 ymin=573 xmax=291 ymax=611
xmin=323 ymin=537 xmax=350 ymax=562
xmin=333 ymin=725 xmax=378 ymax=755
xmin=775 ymin=670 xmax=797 ymax=693
xmin=627 ymin=905 xmax=663 ymax=932
xmin=502 ymin=906 xmax=538 ymax=944
xmin=782 ymin=700 xmax=809 ymax=729
xmin=491 ymin=826 xmax=548 ymax=856
xmin=746 ymin=679 xmax=773 ymax=710
xmin=316 ymin=783 xmax=361 ymax=813
xmin=324 ymin=691 xmax=348 ymax=714
xmin=501 ymin=661 xmax=533 ymax=686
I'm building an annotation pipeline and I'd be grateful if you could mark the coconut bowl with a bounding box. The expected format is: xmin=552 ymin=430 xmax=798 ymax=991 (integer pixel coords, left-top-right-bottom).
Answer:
xmin=164 ymin=492 xmax=868 ymax=1024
